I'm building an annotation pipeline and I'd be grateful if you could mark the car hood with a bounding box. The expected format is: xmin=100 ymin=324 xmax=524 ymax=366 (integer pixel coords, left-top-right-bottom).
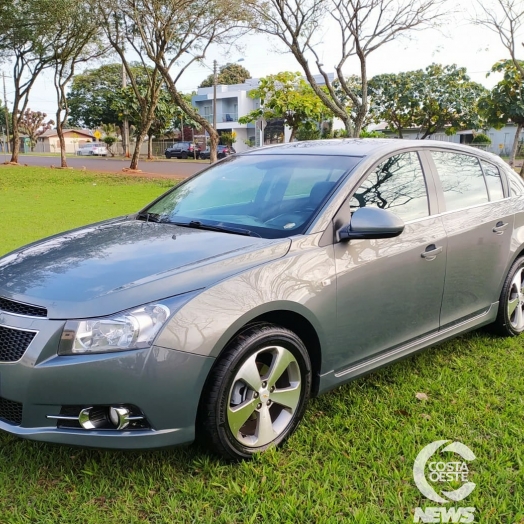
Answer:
xmin=0 ymin=218 xmax=291 ymax=319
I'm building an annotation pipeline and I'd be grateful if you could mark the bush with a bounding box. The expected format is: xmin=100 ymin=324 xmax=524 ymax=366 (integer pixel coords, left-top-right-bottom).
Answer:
xmin=359 ymin=129 xmax=387 ymax=138
xmin=472 ymin=133 xmax=491 ymax=144
xmin=296 ymin=127 xmax=321 ymax=141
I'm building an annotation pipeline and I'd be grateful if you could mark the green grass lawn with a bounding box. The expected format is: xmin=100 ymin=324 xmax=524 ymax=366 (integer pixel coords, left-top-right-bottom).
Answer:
xmin=0 ymin=166 xmax=523 ymax=523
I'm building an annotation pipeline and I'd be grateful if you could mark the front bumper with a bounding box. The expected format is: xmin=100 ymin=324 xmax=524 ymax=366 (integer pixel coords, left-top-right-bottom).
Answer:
xmin=0 ymin=312 xmax=215 ymax=449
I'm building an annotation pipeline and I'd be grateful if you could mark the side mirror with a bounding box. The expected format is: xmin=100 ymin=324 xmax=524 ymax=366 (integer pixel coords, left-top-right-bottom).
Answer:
xmin=337 ymin=207 xmax=405 ymax=242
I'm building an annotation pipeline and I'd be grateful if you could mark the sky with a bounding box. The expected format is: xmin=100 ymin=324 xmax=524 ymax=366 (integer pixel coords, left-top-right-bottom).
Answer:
xmin=1 ymin=2 xmax=521 ymax=119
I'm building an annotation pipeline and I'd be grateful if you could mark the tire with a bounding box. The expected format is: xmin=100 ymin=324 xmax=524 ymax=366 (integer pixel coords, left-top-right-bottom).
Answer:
xmin=165 ymin=153 xmax=171 ymax=159
xmin=181 ymin=152 xmax=188 ymax=159
xmin=198 ymin=323 xmax=312 ymax=460
xmin=493 ymin=256 xmax=524 ymax=336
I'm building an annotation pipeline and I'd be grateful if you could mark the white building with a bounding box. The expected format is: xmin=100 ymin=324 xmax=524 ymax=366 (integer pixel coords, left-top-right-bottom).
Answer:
xmin=191 ymin=74 xmax=334 ymax=152
xmin=373 ymin=122 xmax=523 ymax=156
xmin=192 ymin=80 xmax=261 ymax=152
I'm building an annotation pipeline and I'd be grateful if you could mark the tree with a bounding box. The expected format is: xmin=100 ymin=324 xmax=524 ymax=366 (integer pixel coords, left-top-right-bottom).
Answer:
xmin=93 ymin=5 xmax=172 ymax=170
xmin=199 ymin=62 xmax=251 ymax=88
xmin=369 ymin=65 xmax=487 ymax=139
xmin=49 ymin=0 xmax=104 ymax=167
xmin=102 ymin=124 xmax=118 ymax=156
xmin=474 ymin=0 xmax=524 ymax=78
xmin=478 ymin=60 xmax=524 ymax=171
xmin=0 ymin=0 xmax=61 ymax=163
xmin=68 ymin=65 xmax=126 ymax=130
xmin=18 ymin=109 xmax=54 ymax=151
xmin=250 ymin=0 xmax=445 ymax=137
xmin=238 ymin=72 xmax=330 ymax=142
xmin=368 ymin=71 xmax=423 ymax=138
xmin=96 ymin=0 xmax=250 ymax=163
xmin=112 ymin=84 xmax=179 ymax=160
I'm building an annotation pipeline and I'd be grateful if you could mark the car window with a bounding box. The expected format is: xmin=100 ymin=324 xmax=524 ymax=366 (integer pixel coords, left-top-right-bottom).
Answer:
xmin=349 ymin=152 xmax=429 ymax=222
xmin=481 ymin=161 xmax=504 ymax=201
xmin=432 ymin=151 xmax=488 ymax=212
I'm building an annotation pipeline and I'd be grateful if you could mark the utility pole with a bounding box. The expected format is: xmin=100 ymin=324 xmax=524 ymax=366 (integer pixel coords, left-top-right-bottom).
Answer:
xmin=213 ymin=59 xmax=218 ymax=132
xmin=2 ymin=72 xmax=10 ymax=154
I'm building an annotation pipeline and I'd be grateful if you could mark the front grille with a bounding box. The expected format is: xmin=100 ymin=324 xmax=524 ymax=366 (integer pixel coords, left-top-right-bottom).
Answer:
xmin=0 ymin=297 xmax=47 ymax=318
xmin=0 ymin=325 xmax=36 ymax=362
xmin=0 ymin=397 xmax=23 ymax=425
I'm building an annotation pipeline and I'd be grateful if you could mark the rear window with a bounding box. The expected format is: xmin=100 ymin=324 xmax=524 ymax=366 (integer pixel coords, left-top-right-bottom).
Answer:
xmin=481 ymin=162 xmax=504 ymax=201
xmin=431 ymin=151 xmax=489 ymax=212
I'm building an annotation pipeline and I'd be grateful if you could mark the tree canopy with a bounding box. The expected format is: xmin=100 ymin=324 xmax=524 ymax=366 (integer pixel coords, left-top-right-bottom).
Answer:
xmin=238 ymin=72 xmax=329 ymax=142
xmin=478 ymin=59 xmax=524 ymax=167
xmin=199 ymin=62 xmax=251 ymax=88
xmin=369 ymin=64 xmax=487 ymax=139
xmin=68 ymin=63 xmax=149 ymax=130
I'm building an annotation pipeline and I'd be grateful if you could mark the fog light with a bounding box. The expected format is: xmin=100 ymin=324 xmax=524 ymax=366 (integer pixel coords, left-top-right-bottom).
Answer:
xmin=109 ymin=407 xmax=131 ymax=430
xmin=78 ymin=407 xmax=107 ymax=429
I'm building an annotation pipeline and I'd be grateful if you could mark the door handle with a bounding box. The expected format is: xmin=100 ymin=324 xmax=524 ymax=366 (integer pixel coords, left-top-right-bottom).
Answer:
xmin=421 ymin=244 xmax=443 ymax=261
xmin=493 ymin=221 xmax=508 ymax=235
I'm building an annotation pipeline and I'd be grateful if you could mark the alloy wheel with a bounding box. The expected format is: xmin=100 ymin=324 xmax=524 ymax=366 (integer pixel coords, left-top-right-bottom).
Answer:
xmin=508 ymin=267 xmax=524 ymax=330
xmin=227 ymin=345 xmax=301 ymax=447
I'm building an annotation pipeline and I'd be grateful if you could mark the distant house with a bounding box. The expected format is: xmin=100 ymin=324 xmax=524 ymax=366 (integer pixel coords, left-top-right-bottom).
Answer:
xmin=191 ymin=74 xmax=334 ymax=152
xmin=372 ymin=122 xmax=524 ymax=156
xmin=36 ymin=129 xmax=94 ymax=154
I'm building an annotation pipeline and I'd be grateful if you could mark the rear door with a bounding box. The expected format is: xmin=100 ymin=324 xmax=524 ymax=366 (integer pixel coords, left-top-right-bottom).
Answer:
xmin=333 ymin=150 xmax=447 ymax=371
xmin=428 ymin=150 xmax=514 ymax=327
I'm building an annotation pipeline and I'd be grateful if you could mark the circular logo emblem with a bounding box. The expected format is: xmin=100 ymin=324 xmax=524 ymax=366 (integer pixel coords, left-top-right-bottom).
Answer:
xmin=413 ymin=440 xmax=476 ymax=504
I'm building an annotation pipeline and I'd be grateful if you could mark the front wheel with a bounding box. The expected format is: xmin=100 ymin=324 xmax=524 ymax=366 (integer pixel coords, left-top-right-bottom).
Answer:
xmin=493 ymin=256 xmax=524 ymax=336
xmin=198 ymin=324 xmax=311 ymax=460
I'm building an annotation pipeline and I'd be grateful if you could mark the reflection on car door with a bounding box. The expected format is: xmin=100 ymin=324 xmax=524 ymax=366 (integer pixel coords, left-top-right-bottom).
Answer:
xmin=332 ymin=151 xmax=447 ymax=373
xmin=429 ymin=151 xmax=514 ymax=327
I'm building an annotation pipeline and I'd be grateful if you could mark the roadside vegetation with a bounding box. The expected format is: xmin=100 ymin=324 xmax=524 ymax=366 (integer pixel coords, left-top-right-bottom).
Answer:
xmin=0 ymin=166 xmax=522 ymax=523
xmin=0 ymin=166 xmax=174 ymax=255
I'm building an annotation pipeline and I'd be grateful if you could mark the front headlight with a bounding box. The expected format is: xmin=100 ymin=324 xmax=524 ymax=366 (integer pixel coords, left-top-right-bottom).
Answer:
xmin=59 ymin=303 xmax=171 ymax=355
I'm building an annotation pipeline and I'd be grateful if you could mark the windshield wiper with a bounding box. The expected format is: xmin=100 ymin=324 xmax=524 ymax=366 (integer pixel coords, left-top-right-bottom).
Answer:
xmin=136 ymin=212 xmax=166 ymax=223
xmin=172 ymin=220 xmax=260 ymax=237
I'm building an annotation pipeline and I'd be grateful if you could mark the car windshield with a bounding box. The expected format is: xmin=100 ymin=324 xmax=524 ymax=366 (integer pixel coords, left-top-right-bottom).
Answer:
xmin=143 ymin=154 xmax=361 ymax=238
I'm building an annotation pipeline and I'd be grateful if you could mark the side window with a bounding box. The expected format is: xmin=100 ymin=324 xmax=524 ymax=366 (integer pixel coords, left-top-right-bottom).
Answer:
xmin=349 ymin=152 xmax=429 ymax=222
xmin=481 ymin=162 xmax=505 ymax=201
xmin=432 ymin=152 xmax=488 ymax=212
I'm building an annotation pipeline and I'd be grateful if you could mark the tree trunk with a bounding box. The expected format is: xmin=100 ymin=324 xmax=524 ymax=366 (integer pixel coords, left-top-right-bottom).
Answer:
xmin=353 ymin=108 xmax=366 ymax=138
xmin=343 ymin=117 xmax=354 ymax=138
xmin=509 ymin=123 xmax=522 ymax=167
xmin=289 ymin=127 xmax=297 ymax=142
xmin=209 ymin=132 xmax=218 ymax=163
xmin=10 ymin=117 xmax=19 ymax=163
xmin=56 ymin=121 xmax=67 ymax=168
xmin=148 ymin=135 xmax=153 ymax=160
xmin=129 ymin=131 xmax=146 ymax=170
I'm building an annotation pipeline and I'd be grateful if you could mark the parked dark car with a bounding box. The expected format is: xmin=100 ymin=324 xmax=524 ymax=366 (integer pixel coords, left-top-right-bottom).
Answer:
xmin=1 ymin=139 xmax=524 ymax=460
xmin=200 ymin=145 xmax=236 ymax=160
xmin=165 ymin=142 xmax=201 ymax=159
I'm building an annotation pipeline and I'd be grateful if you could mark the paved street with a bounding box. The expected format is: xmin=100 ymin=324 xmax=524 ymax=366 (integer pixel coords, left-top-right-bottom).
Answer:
xmin=11 ymin=154 xmax=205 ymax=178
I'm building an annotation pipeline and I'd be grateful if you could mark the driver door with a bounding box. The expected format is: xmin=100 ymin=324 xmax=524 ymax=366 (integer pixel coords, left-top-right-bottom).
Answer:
xmin=332 ymin=151 xmax=447 ymax=373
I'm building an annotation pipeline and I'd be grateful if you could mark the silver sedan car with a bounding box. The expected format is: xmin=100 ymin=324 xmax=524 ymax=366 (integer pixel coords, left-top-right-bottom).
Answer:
xmin=0 ymin=139 xmax=523 ymax=460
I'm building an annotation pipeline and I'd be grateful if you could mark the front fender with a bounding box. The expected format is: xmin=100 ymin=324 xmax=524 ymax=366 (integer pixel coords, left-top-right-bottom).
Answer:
xmin=155 ymin=234 xmax=338 ymax=374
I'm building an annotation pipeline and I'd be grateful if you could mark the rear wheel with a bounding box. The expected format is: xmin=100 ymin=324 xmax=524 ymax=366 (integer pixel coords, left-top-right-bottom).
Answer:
xmin=493 ymin=256 xmax=524 ymax=336
xmin=199 ymin=323 xmax=311 ymax=460
xmin=181 ymin=152 xmax=188 ymax=159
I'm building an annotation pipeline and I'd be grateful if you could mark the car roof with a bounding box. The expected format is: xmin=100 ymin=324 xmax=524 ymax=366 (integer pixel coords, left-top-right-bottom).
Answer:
xmin=240 ymin=138 xmax=504 ymax=164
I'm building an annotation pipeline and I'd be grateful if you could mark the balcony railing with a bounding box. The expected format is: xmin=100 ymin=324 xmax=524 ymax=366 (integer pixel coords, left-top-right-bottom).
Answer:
xmin=202 ymin=113 xmax=238 ymax=124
